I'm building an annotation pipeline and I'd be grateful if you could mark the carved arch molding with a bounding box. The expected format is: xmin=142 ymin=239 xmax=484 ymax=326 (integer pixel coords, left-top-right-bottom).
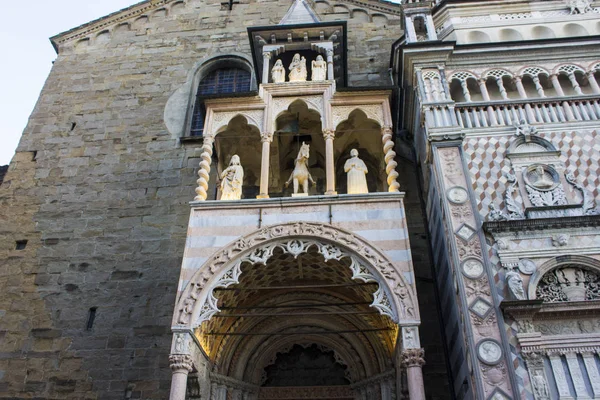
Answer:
xmin=174 ymin=222 xmax=419 ymax=328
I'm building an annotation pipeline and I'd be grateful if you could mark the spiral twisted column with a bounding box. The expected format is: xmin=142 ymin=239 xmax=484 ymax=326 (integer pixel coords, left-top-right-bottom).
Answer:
xmin=194 ymin=135 xmax=215 ymax=201
xmin=381 ymin=126 xmax=400 ymax=192
xmin=169 ymin=354 xmax=193 ymax=400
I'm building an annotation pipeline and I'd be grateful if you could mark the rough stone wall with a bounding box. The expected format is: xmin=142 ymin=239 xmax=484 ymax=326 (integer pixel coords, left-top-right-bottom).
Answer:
xmin=0 ymin=166 xmax=7 ymax=184
xmin=0 ymin=0 xmax=447 ymax=399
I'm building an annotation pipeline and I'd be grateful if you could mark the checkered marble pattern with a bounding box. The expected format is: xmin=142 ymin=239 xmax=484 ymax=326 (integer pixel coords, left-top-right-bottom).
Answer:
xmin=464 ymin=129 xmax=600 ymax=218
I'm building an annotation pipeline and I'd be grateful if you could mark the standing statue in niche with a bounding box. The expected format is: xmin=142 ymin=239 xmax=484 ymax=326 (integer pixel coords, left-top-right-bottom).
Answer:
xmin=288 ymin=53 xmax=307 ymax=82
xmin=285 ymin=142 xmax=315 ymax=195
xmin=344 ymin=149 xmax=369 ymax=194
xmin=311 ymin=55 xmax=327 ymax=81
xmin=220 ymin=155 xmax=244 ymax=200
xmin=532 ymin=370 xmax=550 ymax=399
xmin=271 ymin=59 xmax=285 ymax=83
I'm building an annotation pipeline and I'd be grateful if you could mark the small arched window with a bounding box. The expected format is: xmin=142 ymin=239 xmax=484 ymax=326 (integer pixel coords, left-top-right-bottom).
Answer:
xmin=190 ymin=68 xmax=252 ymax=136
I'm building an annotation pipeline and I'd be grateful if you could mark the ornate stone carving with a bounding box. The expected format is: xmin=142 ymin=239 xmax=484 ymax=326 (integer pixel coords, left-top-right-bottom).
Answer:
xmin=447 ymin=186 xmax=469 ymax=205
xmin=487 ymin=203 xmax=508 ymax=222
xmin=518 ymin=259 xmax=537 ymax=275
xmin=536 ymin=265 xmax=600 ymax=302
xmin=514 ymin=118 xmax=538 ymax=141
xmin=566 ymin=171 xmax=598 ymax=215
xmin=332 ymin=105 xmax=384 ymax=129
xmin=175 ymin=222 xmax=419 ymax=327
xmin=220 ymin=154 xmax=244 ymax=201
xmin=482 ymin=362 xmax=507 ymax=388
xmin=531 ymin=369 xmax=550 ymax=400
xmin=565 ymin=0 xmax=593 ymax=14
xmin=401 ymin=348 xmax=425 ymax=367
xmin=462 ymin=258 xmax=485 ymax=279
xmin=402 ymin=326 xmax=420 ymax=349
xmin=285 ymin=142 xmax=315 ymax=195
xmin=506 ymin=269 xmax=526 ymax=300
xmin=345 ymin=149 xmax=369 ymax=195
xmin=552 ymin=233 xmax=570 ymax=247
xmin=466 ymin=278 xmax=491 ymax=297
xmin=504 ymin=173 xmax=524 ymax=219
xmin=524 ymin=165 xmax=565 ymax=206
xmin=169 ymin=354 xmax=194 ymax=372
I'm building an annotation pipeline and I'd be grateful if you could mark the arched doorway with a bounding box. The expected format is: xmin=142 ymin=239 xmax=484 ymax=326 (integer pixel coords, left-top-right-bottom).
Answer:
xmin=170 ymin=222 xmax=423 ymax=400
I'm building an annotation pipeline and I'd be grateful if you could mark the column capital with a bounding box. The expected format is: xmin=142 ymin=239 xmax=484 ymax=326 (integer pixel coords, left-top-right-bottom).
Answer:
xmin=203 ymin=135 xmax=215 ymax=146
xmin=169 ymin=354 xmax=194 ymax=373
xmin=513 ymin=76 xmax=522 ymax=83
xmin=381 ymin=126 xmax=393 ymax=135
xmin=262 ymin=51 xmax=272 ymax=59
xmin=261 ymin=132 xmax=274 ymax=143
xmin=323 ymin=130 xmax=335 ymax=140
xmin=401 ymin=348 xmax=426 ymax=368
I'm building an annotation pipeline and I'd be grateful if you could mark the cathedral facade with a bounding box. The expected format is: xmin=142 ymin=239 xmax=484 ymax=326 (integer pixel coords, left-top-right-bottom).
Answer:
xmin=0 ymin=0 xmax=599 ymax=399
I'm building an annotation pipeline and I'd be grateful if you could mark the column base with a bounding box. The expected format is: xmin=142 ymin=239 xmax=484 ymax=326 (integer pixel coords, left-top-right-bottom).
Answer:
xmin=325 ymin=191 xmax=338 ymax=196
xmin=291 ymin=193 xmax=309 ymax=197
xmin=256 ymin=194 xmax=269 ymax=199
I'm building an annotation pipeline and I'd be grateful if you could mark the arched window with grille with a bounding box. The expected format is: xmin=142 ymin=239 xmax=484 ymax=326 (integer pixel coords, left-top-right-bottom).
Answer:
xmin=190 ymin=67 xmax=252 ymax=136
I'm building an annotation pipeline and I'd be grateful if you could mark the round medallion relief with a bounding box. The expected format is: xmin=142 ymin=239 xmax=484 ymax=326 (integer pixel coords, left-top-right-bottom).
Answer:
xmin=477 ymin=339 xmax=503 ymax=365
xmin=447 ymin=186 xmax=469 ymax=204
xmin=518 ymin=259 xmax=537 ymax=275
xmin=523 ymin=164 xmax=559 ymax=191
xmin=461 ymin=258 xmax=485 ymax=279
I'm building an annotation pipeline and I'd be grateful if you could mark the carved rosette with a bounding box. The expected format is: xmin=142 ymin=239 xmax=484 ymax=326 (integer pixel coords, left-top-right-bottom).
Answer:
xmin=401 ymin=348 xmax=426 ymax=367
xmin=381 ymin=126 xmax=400 ymax=192
xmin=169 ymin=354 xmax=194 ymax=373
xmin=194 ymin=135 xmax=215 ymax=201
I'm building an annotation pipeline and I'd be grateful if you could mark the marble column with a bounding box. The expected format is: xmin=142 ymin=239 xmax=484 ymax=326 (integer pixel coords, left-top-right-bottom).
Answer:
xmin=513 ymin=77 xmax=536 ymax=122
xmin=460 ymin=80 xmax=472 ymax=102
xmin=549 ymin=353 xmax=572 ymax=399
xmin=401 ymin=348 xmax=426 ymax=400
xmin=257 ymin=132 xmax=273 ymax=199
xmin=587 ymin=71 xmax=600 ymax=94
xmin=532 ymin=76 xmax=546 ymax=97
xmin=567 ymin=73 xmax=583 ymax=95
xmin=169 ymin=354 xmax=194 ymax=400
xmin=405 ymin=16 xmax=417 ymax=42
xmin=551 ymin=74 xmax=575 ymax=121
xmin=582 ymin=352 xmax=600 ymax=399
xmin=479 ymin=78 xmax=498 ymax=125
xmin=195 ymin=135 xmax=215 ymax=201
xmin=262 ymin=51 xmax=272 ymax=84
xmin=326 ymin=49 xmax=334 ymax=81
xmin=496 ymin=77 xmax=509 ymax=100
xmin=323 ymin=130 xmax=336 ymax=195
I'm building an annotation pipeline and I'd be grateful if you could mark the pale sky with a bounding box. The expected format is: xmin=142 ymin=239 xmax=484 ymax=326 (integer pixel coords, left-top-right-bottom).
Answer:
xmin=0 ymin=1 xmax=137 ymax=165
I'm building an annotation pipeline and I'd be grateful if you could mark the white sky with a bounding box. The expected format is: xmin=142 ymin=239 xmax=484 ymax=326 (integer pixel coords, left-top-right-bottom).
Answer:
xmin=0 ymin=1 xmax=136 ymax=165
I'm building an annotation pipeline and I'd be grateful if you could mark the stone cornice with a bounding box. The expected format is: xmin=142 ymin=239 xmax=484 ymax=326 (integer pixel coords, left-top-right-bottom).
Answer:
xmin=50 ymin=0 xmax=178 ymax=52
xmin=484 ymin=214 xmax=600 ymax=234
xmin=502 ymin=299 xmax=600 ymax=320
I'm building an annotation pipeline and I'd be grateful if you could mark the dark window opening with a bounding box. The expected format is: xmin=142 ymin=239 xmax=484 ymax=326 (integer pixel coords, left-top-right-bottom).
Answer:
xmin=15 ymin=240 xmax=28 ymax=250
xmin=32 ymin=151 xmax=38 ymax=161
xmin=86 ymin=307 xmax=97 ymax=330
xmin=190 ymin=68 xmax=251 ymax=137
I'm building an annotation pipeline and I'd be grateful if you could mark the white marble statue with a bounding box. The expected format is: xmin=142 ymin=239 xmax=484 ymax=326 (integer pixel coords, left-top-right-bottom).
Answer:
xmin=285 ymin=142 xmax=314 ymax=195
xmin=220 ymin=155 xmax=244 ymax=200
xmin=344 ymin=149 xmax=369 ymax=194
xmin=506 ymin=269 xmax=526 ymax=300
xmin=311 ymin=55 xmax=327 ymax=81
xmin=288 ymin=53 xmax=307 ymax=82
xmin=271 ymin=59 xmax=285 ymax=83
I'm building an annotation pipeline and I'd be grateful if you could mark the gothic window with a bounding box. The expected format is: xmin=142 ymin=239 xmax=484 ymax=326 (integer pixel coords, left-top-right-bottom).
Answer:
xmin=190 ymin=68 xmax=252 ymax=136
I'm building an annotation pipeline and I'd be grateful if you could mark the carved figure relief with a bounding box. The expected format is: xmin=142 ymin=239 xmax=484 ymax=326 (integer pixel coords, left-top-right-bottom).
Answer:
xmin=532 ymin=370 xmax=550 ymax=399
xmin=285 ymin=142 xmax=315 ymax=195
xmin=524 ymin=165 xmax=566 ymax=207
xmin=518 ymin=259 xmax=537 ymax=275
xmin=566 ymin=0 xmax=593 ymax=14
xmin=288 ymin=53 xmax=307 ymax=82
xmin=271 ymin=59 xmax=285 ymax=83
xmin=504 ymin=173 xmax=525 ymax=219
xmin=220 ymin=155 xmax=244 ymax=200
xmin=311 ymin=55 xmax=327 ymax=81
xmin=462 ymin=258 xmax=485 ymax=279
xmin=477 ymin=340 xmax=503 ymax=365
xmin=552 ymin=234 xmax=570 ymax=247
xmin=447 ymin=186 xmax=469 ymax=204
xmin=506 ymin=269 xmax=526 ymax=300
xmin=344 ymin=149 xmax=369 ymax=194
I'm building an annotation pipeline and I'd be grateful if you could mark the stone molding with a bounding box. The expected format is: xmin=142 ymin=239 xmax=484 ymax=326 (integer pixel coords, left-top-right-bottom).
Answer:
xmin=401 ymin=348 xmax=426 ymax=367
xmin=210 ymin=372 xmax=258 ymax=392
xmin=484 ymin=214 xmax=600 ymax=234
xmin=173 ymin=221 xmax=419 ymax=329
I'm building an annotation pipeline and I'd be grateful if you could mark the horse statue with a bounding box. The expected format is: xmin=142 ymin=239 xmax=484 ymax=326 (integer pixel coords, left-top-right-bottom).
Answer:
xmin=285 ymin=142 xmax=315 ymax=195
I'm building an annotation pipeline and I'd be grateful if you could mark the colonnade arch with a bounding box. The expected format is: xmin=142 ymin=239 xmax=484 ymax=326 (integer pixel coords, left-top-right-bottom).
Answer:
xmin=170 ymin=222 xmax=424 ymax=400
